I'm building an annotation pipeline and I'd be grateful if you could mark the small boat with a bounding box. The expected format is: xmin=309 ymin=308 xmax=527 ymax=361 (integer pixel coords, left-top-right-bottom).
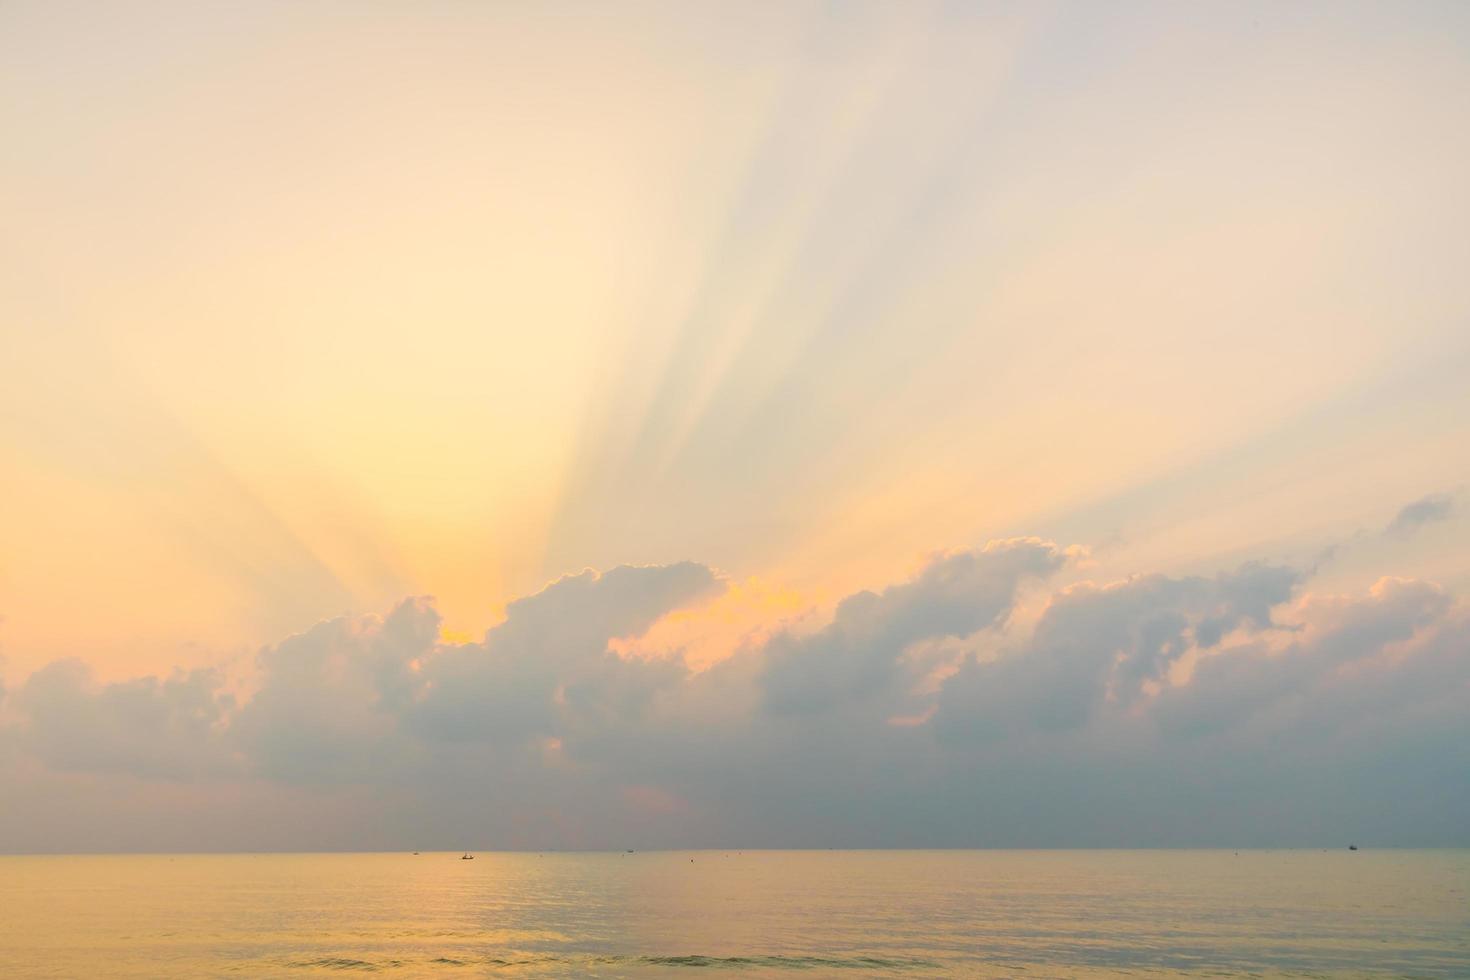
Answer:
xmin=461 ymin=852 xmax=474 ymax=860
xmin=1348 ymin=844 xmax=1358 ymax=851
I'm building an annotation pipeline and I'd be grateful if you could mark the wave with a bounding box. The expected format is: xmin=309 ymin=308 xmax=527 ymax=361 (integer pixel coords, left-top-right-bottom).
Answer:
xmin=636 ymin=954 xmax=939 ymax=970
xmin=287 ymin=952 xmax=940 ymax=972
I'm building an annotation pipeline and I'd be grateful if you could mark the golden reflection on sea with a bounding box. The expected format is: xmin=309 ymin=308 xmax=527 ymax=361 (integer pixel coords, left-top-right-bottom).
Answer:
xmin=1 ymin=850 xmax=1466 ymax=978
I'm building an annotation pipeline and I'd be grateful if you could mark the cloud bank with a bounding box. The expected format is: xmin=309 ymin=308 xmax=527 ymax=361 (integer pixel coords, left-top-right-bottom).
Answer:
xmin=1 ymin=541 xmax=1466 ymax=852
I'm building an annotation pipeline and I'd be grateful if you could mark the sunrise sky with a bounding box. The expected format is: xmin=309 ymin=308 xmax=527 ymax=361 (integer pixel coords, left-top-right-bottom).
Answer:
xmin=2 ymin=1 xmax=1468 ymax=851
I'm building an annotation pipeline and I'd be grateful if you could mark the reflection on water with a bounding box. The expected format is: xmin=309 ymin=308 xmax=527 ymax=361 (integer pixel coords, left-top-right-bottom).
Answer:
xmin=1 ymin=850 xmax=1465 ymax=977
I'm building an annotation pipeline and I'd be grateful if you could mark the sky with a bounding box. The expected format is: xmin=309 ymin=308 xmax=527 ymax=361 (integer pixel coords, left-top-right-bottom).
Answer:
xmin=1 ymin=0 xmax=1468 ymax=851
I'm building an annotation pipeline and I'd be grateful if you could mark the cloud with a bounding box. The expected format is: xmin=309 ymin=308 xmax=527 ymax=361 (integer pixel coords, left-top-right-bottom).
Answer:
xmin=1 ymin=546 xmax=1467 ymax=850
xmin=933 ymin=562 xmax=1301 ymax=742
xmin=228 ymin=606 xmax=435 ymax=783
xmin=1150 ymin=577 xmax=1453 ymax=740
xmin=231 ymin=563 xmax=722 ymax=779
xmin=11 ymin=659 xmax=235 ymax=779
xmin=405 ymin=562 xmax=720 ymax=744
xmin=761 ymin=539 xmax=1064 ymax=715
xmin=1386 ymin=492 xmax=1456 ymax=536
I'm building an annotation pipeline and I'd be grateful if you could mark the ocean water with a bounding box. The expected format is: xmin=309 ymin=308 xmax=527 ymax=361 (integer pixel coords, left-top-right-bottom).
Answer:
xmin=0 ymin=850 xmax=1465 ymax=978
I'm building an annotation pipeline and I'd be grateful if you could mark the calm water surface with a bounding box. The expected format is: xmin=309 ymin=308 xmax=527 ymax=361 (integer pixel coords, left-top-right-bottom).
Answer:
xmin=1 ymin=850 xmax=1466 ymax=978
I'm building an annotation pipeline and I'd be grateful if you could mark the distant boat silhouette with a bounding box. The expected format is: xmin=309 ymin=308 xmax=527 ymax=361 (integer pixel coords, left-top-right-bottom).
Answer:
xmin=1348 ymin=844 xmax=1358 ymax=851
xmin=461 ymin=852 xmax=474 ymax=860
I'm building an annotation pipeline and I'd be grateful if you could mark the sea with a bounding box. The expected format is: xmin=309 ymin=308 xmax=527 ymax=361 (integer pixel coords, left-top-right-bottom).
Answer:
xmin=1 ymin=850 xmax=1465 ymax=978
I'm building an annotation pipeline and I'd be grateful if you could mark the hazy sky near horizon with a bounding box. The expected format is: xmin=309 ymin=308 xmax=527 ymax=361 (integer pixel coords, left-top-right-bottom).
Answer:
xmin=2 ymin=1 xmax=1468 ymax=850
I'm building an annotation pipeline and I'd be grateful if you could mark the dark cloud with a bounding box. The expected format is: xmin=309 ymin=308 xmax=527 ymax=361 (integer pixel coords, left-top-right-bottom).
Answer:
xmin=11 ymin=659 xmax=235 ymax=779
xmin=406 ymin=562 xmax=719 ymax=743
xmin=2 ymin=548 xmax=1467 ymax=850
xmin=934 ymin=562 xmax=1301 ymax=742
xmin=1386 ymin=492 xmax=1456 ymax=536
xmin=229 ymin=611 xmax=429 ymax=783
xmin=1151 ymin=577 xmax=1452 ymax=740
xmin=231 ymin=563 xmax=721 ymax=778
xmin=761 ymin=539 xmax=1064 ymax=715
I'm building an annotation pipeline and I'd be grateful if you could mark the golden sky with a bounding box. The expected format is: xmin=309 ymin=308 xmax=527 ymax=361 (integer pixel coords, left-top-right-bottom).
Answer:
xmin=2 ymin=0 xmax=1468 ymax=685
